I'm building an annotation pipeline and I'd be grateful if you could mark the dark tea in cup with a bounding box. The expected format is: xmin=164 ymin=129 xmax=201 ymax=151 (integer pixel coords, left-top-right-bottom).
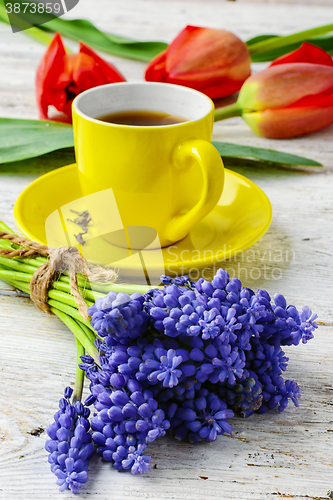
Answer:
xmin=97 ymin=110 xmax=187 ymax=126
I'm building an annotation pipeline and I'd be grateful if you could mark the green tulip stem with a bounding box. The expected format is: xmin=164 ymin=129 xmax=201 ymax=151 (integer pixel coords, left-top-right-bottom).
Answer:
xmin=248 ymin=23 xmax=333 ymax=56
xmin=214 ymin=102 xmax=242 ymax=122
xmin=72 ymin=337 xmax=85 ymax=404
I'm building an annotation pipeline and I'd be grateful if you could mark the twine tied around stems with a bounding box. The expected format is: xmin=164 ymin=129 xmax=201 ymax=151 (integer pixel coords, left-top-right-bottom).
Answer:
xmin=0 ymin=231 xmax=117 ymax=320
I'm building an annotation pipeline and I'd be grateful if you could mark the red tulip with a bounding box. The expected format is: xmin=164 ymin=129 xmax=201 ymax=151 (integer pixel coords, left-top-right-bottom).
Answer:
xmin=145 ymin=25 xmax=251 ymax=99
xmin=237 ymin=43 xmax=333 ymax=138
xmin=36 ymin=33 xmax=126 ymax=122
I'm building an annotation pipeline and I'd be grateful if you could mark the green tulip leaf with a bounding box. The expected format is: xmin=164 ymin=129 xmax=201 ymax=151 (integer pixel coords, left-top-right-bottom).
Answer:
xmin=1 ymin=3 xmax=333 ymax=63
xmin=42 ymin=17 xmax=167 ymax=61
xmin=212 ymin=141 xmax=322 ymax=167
xmin=247 ymin=24 xmax=333 ymax=58
xmin=246 ymin=35 xmax=278 ymax=46
xmin=0 ymin=118 xmax=322 ymax=168
xmin=0 ymin=118 xmax=74 ymax=164
xmin=0 ymin=1 xmax=167 ymax=62
xmin=247 ymin=34 xmax=333 ymax=62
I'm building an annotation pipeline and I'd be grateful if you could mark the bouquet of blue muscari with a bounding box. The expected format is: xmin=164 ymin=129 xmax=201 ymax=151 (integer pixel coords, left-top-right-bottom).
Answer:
xmin=46 ymin=270 xmax=316 ymax=494
xmin=0 ymin=226 xmax=317 ymax=495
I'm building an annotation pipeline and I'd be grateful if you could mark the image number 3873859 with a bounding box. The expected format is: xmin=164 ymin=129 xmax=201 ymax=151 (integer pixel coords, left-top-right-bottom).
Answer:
xmin=5 ymin=0 xmax=80 ymax=32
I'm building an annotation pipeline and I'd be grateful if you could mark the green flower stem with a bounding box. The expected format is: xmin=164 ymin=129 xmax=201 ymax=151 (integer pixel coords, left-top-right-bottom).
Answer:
xmin=0 ymin=270 xmax=95 ymax=331
xmin=214 ymin=102 xmax=242 ymax=122
xmin=0 ymin=244 xmax=154 ymax=296
xmin=0 ymin=4 xmax=70 ymax=50
xmin=0 ymin=231 xmax=43 ymax=255
xmin=47 ymin=299 xmax=94 ymax=331
xmin=0 ymin=269 xmax=94 ymax=310
xmin=2 ymin=277 xmax=31 ymax=294
xmin=0 ymin=272 xmax=91 ymax=321
xmin=59 ymin=275 xmax=154 ymax=295
xmin=0 ymin=263 xmax=152 ymax=311
xmin=50 ymin=307 xmax=99 ymax=364
xmin=0 ymin=241 xmax=47 ymax=268
xmin=0 ymin=267 xmax=104 ymax=305
xmin=48 ymin=288 xmax=94 ymax=309
xmin=72 ymin=338 xmax=85 ymax=405
xmin=0 ymin=255 xmax=37 ymax=274
xmin=0 ymin=269 xmax=31 ymax=283
xmin=0 ymin=221 xmax=15 ymax=234
xmin=0 ymin=221 xmax=162 ymax=354
xmin=0 ymin=274 xmax=97 ymax=349
xmin=16 ymin=255 xmax=47 ymax=267
xmin=2 ymin=272 xmax=99 ymax=372
xmin=76 ymin=320 xmax=98 ymax=346
xmin=248 ymin=24 xmax=333 ymax=56
xmin=51 ymin=280 xmax=105 ymax=301
xmin=0 ymin=222 xmax=156 ymax=296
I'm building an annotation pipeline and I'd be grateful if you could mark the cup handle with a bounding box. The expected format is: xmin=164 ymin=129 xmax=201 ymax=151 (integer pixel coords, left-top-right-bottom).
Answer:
xmin=165 ymin=139 xmax=224 ymax=243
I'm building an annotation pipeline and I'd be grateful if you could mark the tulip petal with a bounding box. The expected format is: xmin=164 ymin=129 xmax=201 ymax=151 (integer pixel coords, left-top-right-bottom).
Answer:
xmin=72 ymin=53 xmax=97 ymax=91
xmin=79 ymin=43 xmax=126 ymax=84
xmin=60 ymin=44 xmax=126 ymax=117
xmin=35 ymin=35 xmax=126 ymax=122
xmin=238 ymin=63 xmax=333 ymax=111
xmin=287 ymin=92 xmax=333 ymax=108
xmin=36 ymin=33 xmax=67 ymax=119
xmin=170 ymin=74 xmax=249 ymax=100
xmin=60 ymin=45 xmax=126 ymax=117
xmin=145 ymin=50 xmax=168 ymax=82
xmin=145 ymin=25 xmax=251 ymax=99
xmin=166 ymin=26 xmax=250 ymax=83
xmin=243 ymin=96 xmax=333 ymax=138
xmin=270 ymin=42 xmax=333 ymax=68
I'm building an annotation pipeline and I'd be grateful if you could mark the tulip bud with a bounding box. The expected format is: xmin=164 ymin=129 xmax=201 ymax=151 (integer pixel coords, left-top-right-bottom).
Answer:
xmin=145 ymin=25 xmax=251 ymax=99
xmin=36 ymin=33 xmax=126 ymax=122
xmin=237 ymin=43 xmax=333 ymax=138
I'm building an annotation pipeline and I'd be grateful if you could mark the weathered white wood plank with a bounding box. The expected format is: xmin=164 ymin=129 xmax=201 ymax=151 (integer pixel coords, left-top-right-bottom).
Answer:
xmin=0 ymin=1 xmax=333 ymax=499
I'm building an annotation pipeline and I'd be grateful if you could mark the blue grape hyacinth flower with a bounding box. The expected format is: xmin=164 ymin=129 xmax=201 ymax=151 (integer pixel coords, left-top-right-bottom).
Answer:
xmin=76 ymin=269 xmax=318 ymax=478
xmin=122 ymin=443 xmax=152 ymax=474
xmin=140 ymin=348 xmax=183 ymax=388
xmin=45 ymin=387 xmax=94 ymax=494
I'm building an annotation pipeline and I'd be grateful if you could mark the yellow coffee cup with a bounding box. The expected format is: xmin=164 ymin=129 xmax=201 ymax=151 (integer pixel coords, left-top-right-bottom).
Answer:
xmin=72 ymin=82 xmax=224 ymax=249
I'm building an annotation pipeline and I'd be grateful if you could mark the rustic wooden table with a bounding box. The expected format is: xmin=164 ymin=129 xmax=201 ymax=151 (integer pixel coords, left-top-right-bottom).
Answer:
xmin=0 ymin=1 xmax=332 ymax=499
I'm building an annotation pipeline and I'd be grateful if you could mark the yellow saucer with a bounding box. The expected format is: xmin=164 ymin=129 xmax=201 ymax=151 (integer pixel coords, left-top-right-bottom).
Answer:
xmin=14 ymin=164 xmax=272 ymax=284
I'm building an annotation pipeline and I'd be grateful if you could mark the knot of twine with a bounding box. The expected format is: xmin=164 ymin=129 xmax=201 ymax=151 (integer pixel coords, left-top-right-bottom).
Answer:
xmin=0 ymin=231 xmax=117 ymax=320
